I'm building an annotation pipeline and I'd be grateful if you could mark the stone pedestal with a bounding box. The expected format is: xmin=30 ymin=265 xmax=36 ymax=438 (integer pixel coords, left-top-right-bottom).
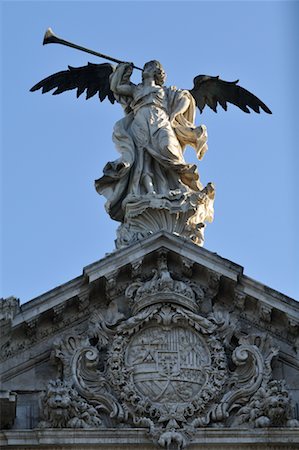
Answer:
xmin=116 ymin=183 xmax=215 ymax=249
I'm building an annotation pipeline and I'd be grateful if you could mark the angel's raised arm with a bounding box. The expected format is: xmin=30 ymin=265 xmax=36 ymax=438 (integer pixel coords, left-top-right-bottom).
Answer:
xmin=110 ymin=63 xmax=135 ymax=97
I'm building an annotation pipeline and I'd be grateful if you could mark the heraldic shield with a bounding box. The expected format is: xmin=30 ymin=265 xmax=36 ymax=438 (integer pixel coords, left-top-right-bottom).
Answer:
xmin=126 ymin=326 xmax=209 ymax=403
xmin=107 ymin=302 xmax=228 ymax=435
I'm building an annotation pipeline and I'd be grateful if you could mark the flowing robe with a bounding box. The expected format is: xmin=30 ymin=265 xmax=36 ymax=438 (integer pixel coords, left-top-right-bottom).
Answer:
xmin=95 ymin=71 xmax=207 ymax=222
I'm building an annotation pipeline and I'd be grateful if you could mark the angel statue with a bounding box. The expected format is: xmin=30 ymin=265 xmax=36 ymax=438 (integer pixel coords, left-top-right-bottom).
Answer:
xmin=31 ymin=29 xmax=271 ymax=248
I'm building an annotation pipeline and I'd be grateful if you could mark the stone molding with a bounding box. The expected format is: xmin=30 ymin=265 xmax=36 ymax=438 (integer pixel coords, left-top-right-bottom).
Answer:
xmin=1 ymin=428 xmax=299 ymax=449
xmin=3 ymin=232 xmax=297 ymax=340
xmin=1 ymin=234 xmax=299 ymax=449
xmin=1 ymin=234 xmax=299 ymax=374
xmin=2 ymin=234 xmax=298 ymax=338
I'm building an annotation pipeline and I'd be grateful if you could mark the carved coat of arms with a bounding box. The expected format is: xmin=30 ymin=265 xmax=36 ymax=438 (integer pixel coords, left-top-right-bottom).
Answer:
xmin=41 ymin=253 xmax=298 ymax=449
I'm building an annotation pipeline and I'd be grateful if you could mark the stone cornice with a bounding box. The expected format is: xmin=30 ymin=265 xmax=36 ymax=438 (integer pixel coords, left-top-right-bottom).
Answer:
xmin=2 ymin=231 xmax=298 ymax=338
xmin=84 ymin=231 xmax=244 ymax=283
xmin=0 ymin=428 xmax=298 ymax=448
xmin=240 ymin=275 xmax=299 ymax=320
xmin=13 ymin=276 xmax=87 ymax=327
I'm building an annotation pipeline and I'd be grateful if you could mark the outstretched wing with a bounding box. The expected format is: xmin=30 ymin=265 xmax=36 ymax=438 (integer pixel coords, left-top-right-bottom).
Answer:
xmin=189 ymin=75 xmax=272 ymax=114
xmin=30 ymin=62 xmax=115 ymax=103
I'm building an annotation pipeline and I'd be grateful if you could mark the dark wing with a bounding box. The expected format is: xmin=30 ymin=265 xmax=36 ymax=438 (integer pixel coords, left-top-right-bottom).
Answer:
xmin=189 ymin=75 xmax=272 ymax=114
xmin=30 ymin=62 xmax=115 ymax=103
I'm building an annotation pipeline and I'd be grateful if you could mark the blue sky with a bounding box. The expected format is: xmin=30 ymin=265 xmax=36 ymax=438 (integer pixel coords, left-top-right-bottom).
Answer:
xmin=1 ymin=1 xmax=298 ymax=303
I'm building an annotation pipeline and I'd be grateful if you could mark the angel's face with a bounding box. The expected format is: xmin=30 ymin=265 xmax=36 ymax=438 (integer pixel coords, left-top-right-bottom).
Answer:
xmin=142 ymin=62 xmax=156 ymax=79
xmin=142 ymin=60 xmax=166 ymax=86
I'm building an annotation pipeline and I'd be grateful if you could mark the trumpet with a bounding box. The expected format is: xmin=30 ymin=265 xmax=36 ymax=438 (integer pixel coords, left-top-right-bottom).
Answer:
xmin=42 ymin=28 xmax=143 ymax=71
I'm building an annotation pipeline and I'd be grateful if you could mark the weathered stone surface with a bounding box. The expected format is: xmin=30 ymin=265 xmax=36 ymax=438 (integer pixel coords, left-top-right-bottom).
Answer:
xmin=115 ymin=185 xmax=215 ymax=249
xmin=1 ymin=232 xmax=299 ymax=448
xmin=1 ymin=428 xmax=299 ymax=449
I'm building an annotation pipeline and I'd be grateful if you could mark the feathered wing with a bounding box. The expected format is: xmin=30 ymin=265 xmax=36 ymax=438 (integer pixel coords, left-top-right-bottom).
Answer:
xmin=189 ymin=75 xmax=272 ymax=114
xmin=30 ymin=62 xmax=115 ymax=103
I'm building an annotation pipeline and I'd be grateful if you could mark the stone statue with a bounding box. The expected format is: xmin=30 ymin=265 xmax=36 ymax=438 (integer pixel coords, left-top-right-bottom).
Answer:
xmin=95 ymin=61 xmax=207 ymax=220
xmin=31 ymin=29 xmax=272 ymax=248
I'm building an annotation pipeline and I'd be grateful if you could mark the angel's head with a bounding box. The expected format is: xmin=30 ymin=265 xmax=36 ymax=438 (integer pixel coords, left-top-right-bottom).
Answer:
xmin=142 ymin=60 xmax=166 ymax=86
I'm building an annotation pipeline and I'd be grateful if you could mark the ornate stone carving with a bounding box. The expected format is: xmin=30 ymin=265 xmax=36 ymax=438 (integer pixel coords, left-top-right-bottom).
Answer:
xmin=199 ymin=269 xmax=221 ymax=313
xmin=287 ymin=316 xmax=299 ymax=336
xmin=76 ymin=288 xmax=90 ymax=311
xmin=234 ymin=289 xmax=246 ymax=311
xmin=107 ymin=303 xmax=227 ymax=437
xmin=0 ymin=297 xmax=20 ymax=322
xmin=0 ymin=303 xmax=92 ymax=362
xmin=259 ymin=303 xmax=273 ymax=323
xmin=25 ymin=317 xmax=39 ymax=336
xmin=181 ymin=257 xmax=194 ymax=278
xmin=131 ymin=258 xmax=143 ymax=279
xmin=205 ymin=270 xmax=221 ymax=301
xmin=125 ymin=251 xmax=197 ymax=313
xmin=38 ymin=379 xmax=102 ymax=428
xmin=46 ymin=252 xmax=299 ymax=449
xmin=115 ymin=185 xmax=215 ymax=249
xmin=53 ymin=304 xmax=66 ymax=323
xmin=104 ymin=269 xmax=125 ymax=301
xmin=234 ymin=380 xmax=299 ymax=428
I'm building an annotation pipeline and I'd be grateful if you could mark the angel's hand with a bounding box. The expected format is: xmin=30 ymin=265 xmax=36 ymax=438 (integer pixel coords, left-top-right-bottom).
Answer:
xmin=118 ymin=62 xmax=133 ymax=72
xmin=124 ymin=63 xmax=134 ymax=77
xmin=116 ymin=63 xmax=134 ymax=83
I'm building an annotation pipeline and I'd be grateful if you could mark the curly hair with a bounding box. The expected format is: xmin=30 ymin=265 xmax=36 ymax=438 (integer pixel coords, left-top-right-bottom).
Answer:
xmin=142 ymin=60 xmax=166 ymax=86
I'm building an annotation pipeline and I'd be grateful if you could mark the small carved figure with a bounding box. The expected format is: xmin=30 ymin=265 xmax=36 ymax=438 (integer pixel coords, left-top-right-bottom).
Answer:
xmin=235 ymin=380 xmax=299 ymax=428
xmin=38 ymin=379 xmax=102 ymax=429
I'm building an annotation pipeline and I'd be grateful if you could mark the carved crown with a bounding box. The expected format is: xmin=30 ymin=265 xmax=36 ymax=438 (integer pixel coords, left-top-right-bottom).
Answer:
xmin=126 ymin=252 xmax=197 ymax=314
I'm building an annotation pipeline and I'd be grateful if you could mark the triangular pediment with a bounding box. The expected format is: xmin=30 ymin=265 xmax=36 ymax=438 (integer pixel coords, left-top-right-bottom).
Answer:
xmin=1 ymin=231 xmax=299 ymax=439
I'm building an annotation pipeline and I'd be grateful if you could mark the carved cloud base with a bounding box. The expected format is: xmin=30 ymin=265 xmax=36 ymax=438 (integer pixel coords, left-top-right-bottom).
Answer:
xmin=116 ymin=184 xmax=215 ymax=249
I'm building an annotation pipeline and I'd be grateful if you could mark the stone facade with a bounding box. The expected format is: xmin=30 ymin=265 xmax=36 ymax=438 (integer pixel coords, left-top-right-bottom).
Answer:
xmin=1 ymin=231 xmax=299 ymax=449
